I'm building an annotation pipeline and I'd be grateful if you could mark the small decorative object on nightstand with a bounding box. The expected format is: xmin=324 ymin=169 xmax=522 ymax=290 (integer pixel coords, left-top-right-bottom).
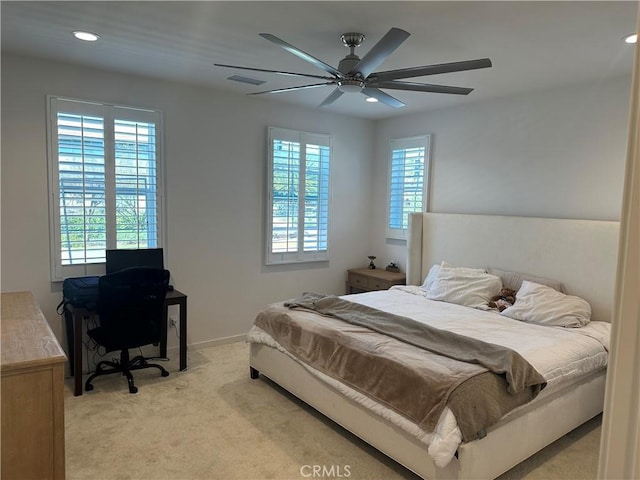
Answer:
xmin=386 ymin=261 xmax=400 ymax=273
xmin=367 ymin=256 xmax=376 ymax=269
xmin=347 ymin=267 xmax=406 ymax=294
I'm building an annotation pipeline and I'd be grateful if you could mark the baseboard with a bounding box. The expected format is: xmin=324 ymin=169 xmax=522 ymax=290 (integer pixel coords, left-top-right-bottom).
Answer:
xmin=179 ymin=333 xmax=246 ymax=352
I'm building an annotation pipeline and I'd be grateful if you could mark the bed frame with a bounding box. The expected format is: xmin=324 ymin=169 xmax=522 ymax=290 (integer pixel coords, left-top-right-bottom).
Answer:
xmin=249 ymin=213 xmax=619 ymax=479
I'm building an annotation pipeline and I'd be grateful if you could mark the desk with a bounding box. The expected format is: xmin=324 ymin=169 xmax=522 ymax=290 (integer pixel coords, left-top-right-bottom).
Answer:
xmin=70 ymin=289 xmax=187 ymax=396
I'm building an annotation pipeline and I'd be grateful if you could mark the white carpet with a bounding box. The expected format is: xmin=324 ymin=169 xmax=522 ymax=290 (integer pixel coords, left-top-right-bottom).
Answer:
xmin=64 ymin=341 xmax=600 ymax=480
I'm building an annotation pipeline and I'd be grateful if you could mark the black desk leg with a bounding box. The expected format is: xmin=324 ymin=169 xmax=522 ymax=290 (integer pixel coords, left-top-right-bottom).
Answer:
xmin=64 ymin=307 xmax=75 ymax=377
xmin=179 ymin=299 xmax=187 ymax=371
xmin=74 ymin=311 xmax=83 ymax=396
xmin=160 ymin=307 xmax=168 ymax=359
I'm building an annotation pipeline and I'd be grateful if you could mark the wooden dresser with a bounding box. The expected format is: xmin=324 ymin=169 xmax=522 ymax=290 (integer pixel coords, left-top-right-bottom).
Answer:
xmin=1 ymin=291 xmax=66 ymax=480
xmin=346 ymin=268 xmax=406 ymax=294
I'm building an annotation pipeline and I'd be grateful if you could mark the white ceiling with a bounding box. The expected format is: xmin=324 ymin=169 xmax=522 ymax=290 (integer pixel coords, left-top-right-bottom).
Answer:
xmin=1 ymin=1 xmax=637 ymax=119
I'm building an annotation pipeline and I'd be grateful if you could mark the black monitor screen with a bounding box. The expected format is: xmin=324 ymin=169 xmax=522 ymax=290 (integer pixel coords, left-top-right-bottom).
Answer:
xmin=105 ymin=248 xmax=164 ymax=274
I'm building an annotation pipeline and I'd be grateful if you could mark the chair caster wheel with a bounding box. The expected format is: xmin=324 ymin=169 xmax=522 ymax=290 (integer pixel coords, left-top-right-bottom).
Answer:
xmin=161 ymin=371 xmax=170 ymax=377
xmin=85 ymin=384 xmax=94 ymax=391
xmin=129 ymin=386 xmax=138 ymax=394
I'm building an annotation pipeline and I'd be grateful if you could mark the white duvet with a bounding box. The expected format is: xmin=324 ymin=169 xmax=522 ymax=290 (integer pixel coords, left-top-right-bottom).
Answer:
xmin=247 ymin=286 xmax=610 ymax=467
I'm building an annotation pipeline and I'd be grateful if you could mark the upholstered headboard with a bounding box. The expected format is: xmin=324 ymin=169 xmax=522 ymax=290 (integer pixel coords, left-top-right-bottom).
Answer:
xmin=407 ymin=213 xmax=619 ymax=322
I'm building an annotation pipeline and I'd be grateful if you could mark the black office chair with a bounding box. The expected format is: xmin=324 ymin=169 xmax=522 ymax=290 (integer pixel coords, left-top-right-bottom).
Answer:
xmin=85 ymin=267 xmax=171 ymax=394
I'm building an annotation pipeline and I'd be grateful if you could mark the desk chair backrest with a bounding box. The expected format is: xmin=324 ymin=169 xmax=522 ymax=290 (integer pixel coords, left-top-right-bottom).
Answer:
xmin=97 ymin=267 xmax=170 ymax=351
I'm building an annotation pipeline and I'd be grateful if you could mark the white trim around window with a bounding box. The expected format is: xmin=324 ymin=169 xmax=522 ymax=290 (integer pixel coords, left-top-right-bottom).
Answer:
xmin=265 ymin=127 xmax=332 ymax=265
xmin=46 ymin=96 xmax=165 ymax=281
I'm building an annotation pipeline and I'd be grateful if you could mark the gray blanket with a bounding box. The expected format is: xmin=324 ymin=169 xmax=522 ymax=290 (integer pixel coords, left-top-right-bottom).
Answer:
xmin=286 ymin=293 xmax=546 ymax=395
xmin=268 ymin=292 xmax=546 ymax=441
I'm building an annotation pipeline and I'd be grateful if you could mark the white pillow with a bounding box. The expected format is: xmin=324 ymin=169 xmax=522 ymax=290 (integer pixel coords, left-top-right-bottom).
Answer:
xmin=426 ymin=264 xmax=501 ymax=308
xmin=421 ymin=261 xmax=486 ymax=294
xmin=421 ymin=262 xmax=446 ymax=293
xmin=500 ymin=280 xmax=591 ymax=327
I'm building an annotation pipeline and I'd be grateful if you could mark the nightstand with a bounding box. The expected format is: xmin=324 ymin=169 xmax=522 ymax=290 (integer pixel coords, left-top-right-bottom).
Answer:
xmin=346 ymin=268 xmax=406 ymax=294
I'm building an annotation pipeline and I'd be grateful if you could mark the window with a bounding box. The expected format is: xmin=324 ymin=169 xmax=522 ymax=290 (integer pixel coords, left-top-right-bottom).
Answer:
xmin=266 ymin=127 xmax=331 ymax=265
xmin=386 ymin=135 xmax=431 ymax=240
xmin=47 ymin=96 xmax=164 ymax=281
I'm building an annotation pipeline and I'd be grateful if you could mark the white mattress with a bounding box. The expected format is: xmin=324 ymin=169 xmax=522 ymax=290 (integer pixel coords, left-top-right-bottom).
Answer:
xmin=247 ymin=287 xmax=610 ymax=467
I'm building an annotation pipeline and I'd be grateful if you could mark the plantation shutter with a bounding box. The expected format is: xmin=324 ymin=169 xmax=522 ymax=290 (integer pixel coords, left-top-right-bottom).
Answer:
xmin=56 ymin=109 xmax=107 ymax=266
xmin=114 ymin=117 xmax=159 ymax=249
xmin=266 ymin=127 xmax=331 ymax=265
xmin=386 ymin=135 xmax=431 ymax=240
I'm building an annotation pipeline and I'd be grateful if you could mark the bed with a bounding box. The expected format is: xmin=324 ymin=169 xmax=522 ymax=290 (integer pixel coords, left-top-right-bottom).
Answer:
xmin=247 ymin=213 xmax=619 ymax=479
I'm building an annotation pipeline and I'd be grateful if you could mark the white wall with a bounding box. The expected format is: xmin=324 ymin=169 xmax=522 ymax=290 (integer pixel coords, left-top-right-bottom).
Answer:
xmin=370 ymin=76 xmax=631 ymax=272
xmin=1 ymin=53 xmax=632 ymax=357
xmin=0 ymin=53 xmax=375 ymax=353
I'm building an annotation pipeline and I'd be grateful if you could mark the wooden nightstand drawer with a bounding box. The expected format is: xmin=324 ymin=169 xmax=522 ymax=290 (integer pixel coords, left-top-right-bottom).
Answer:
xmin=346 ymin=268 xmax=406 ymax=294
xmin=349 ymin=273 xmax=369 ymax=290
xmin=368 ymin=277 xmax=392 ymax=290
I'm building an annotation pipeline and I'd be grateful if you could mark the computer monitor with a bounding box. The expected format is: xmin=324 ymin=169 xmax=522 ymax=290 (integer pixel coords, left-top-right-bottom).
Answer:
xmin=105 ymin=248 xmax=164 ymax=274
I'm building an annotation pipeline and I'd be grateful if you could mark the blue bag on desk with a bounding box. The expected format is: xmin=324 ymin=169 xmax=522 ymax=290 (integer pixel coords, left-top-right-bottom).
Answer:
xmin=58 ymin=275 xmax=100 ymax=312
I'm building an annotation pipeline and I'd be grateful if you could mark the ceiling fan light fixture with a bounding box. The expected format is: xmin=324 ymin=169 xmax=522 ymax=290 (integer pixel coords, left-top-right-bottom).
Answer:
xmin=220 ymin=28 xmax=492 ymax=109
xmin=365 ymin=96 xmax=379 ymax=103
xmin=341 ymin=33 xmax=366 ymax=49
xmin=338 ymin=79 xmax=365 ymax=93
xmin=624 ymin=33 xmax=638 ymax=44
xmin=73 ymin=30 xmax=100 ymax=42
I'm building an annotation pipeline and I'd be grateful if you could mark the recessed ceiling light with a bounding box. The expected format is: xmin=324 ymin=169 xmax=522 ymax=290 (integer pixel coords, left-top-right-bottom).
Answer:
xmin=365 ymin=97 xmax=378 ymax=103
xmin=73 ymin=31 xmax=100 ymax=42
xmin=624 ymin=33 xmax=637 ymax=44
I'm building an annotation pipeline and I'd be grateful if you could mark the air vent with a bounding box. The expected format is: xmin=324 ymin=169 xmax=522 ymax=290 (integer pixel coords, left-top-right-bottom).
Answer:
xmin=227 ymin=75 xmax=266 ymax=86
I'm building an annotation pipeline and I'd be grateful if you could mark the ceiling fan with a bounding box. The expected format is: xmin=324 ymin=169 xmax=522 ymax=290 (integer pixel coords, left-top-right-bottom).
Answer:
xmin=215 ymin=28 xmax=492 ymax=108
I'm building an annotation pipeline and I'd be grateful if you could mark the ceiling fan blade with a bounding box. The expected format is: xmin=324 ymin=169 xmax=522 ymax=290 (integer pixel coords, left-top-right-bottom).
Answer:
xmin=248 ymin=82 xmax=335 ymax=96
xmin=373 ymin=58 xmax=492 ymax=82
xmin=319 ymin=88 xmax=344 ymax=107
xmin=361 ymin=87 xmax=406 ymax=108
xmin=214 ymin=63 xmax=334 ymax=81
xmin=350 ymin=27 xmax=410 ymax=78
xmin=375 ymin=80 xmax=473 ymax=95
xmin=260 ymin=33 xmax=344 ymax=78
